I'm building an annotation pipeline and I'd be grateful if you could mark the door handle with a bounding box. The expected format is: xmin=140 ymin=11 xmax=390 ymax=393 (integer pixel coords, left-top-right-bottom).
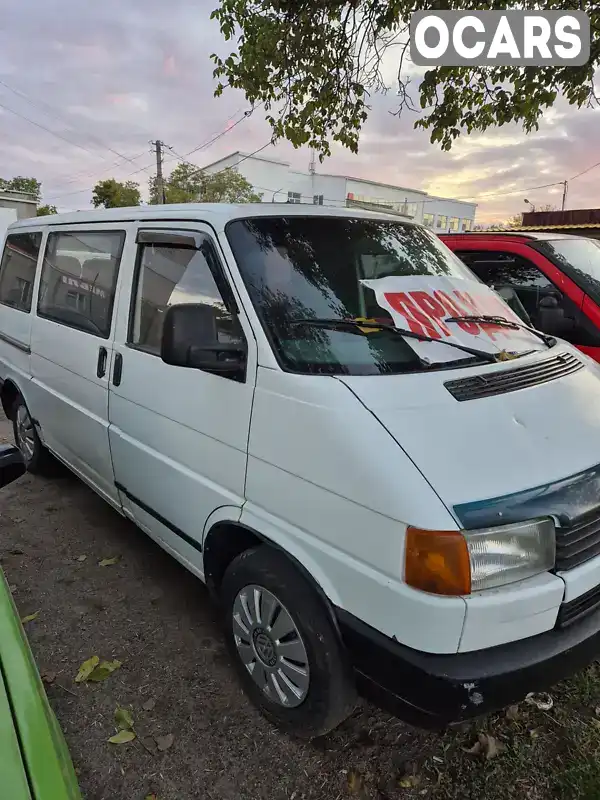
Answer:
xmin=97 ymin=346 xmax=107 ymax=378
xmin=112 ymin=352 xmax=123 ymax=386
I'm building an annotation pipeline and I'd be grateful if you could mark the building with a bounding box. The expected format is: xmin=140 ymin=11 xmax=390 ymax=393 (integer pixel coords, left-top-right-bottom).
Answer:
xmin=518 ymin=208 xmax=600 ymax=240
xmin=201 ymin=151 xmax=477 ymax=233
xmin=0 ymin=190 xmax=37 ymax=220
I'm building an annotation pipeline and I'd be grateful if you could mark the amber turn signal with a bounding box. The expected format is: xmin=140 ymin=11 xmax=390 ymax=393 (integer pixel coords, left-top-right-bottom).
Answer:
xmin=405 ymin=527 xmax=471 ymax=596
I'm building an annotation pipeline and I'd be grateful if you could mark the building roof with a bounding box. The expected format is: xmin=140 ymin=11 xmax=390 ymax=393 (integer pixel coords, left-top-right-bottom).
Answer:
xmin=442 ymin=230 xmax=584 ymax=241
xmin=201 ymin=151 xmax=291 ymax=171
xmin=7 ymin=202 xmax=419 ymax=232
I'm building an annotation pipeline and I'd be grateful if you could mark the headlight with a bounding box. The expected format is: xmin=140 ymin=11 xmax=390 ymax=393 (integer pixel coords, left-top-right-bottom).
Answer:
xmin=405 ymin=518 xmax=555 ymax=596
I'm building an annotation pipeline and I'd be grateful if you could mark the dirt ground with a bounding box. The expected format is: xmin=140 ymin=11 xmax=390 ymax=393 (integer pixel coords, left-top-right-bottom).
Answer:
xmin=2 ymin=412 xmax=600 ymax=800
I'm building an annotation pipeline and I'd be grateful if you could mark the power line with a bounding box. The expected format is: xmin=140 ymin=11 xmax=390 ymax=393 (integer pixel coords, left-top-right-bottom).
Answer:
xmin=569 ymin=160 xmax=600 ymax=181
xmin=0 ymin=100 xmax=103 ymax=157
xmin=0 ymin=79 xmax=154 ymax=175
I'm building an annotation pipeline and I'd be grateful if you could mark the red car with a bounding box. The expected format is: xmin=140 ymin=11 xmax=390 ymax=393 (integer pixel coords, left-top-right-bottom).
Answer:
xmin=441 ymin=232 xmax=600 ymax=363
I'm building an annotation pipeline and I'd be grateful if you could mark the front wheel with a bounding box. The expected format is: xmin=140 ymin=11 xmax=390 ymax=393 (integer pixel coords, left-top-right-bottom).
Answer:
xmin=221 ymin=546 xmax=357 ymax=738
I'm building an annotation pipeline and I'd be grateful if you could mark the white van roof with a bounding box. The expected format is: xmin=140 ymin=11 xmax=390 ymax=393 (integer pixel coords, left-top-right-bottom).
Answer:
xmin=7 ymin=203 xmax=413 ymax=232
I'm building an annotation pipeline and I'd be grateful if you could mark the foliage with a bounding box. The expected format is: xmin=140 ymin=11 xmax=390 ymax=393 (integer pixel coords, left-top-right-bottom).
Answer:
xmin=502 ymin=204 xmax=557 ymax=228
xmin=92 ymin=178 xmax=141 ymax=209
xmin=149 ymin=161 xmax=263 ymax=204
xmin=211 ymin=0 xmax=600 ymax=157
xmin=0 ymin=176 xmax=41 ymax=200
xmin=36 ymin=204 xmax=57 ymax=216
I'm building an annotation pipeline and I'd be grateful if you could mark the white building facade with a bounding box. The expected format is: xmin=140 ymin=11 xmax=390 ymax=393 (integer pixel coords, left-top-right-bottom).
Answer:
xmin=202 ymin=152 xmax=477 ymax=233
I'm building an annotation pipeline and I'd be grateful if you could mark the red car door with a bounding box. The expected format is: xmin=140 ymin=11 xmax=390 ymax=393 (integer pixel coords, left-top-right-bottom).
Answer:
xmin=441 ymin=235 xmax=600 ymax=362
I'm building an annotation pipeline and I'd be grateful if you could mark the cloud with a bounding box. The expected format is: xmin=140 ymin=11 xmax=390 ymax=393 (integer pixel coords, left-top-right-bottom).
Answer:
xmin=0 ymin=0 xmax=597 ymax=225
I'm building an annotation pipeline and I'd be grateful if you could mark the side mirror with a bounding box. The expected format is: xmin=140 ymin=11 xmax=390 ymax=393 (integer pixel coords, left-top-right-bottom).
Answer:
xmin=161 ymin=303 xmax=246 ymax=378
xmin=0 ymin=444 xmax=25 ymax=489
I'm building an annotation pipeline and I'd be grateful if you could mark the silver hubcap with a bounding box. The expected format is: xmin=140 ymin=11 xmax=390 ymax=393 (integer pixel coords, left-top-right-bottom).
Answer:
xmin=16 ymin=405 xmax=35 ymax=463
xmin=232 ymin=584 xmax=310 ymax=708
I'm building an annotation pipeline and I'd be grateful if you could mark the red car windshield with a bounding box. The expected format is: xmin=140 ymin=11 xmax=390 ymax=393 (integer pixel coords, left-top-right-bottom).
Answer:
xmin=535 ymin=238 xmax=600 ymax=305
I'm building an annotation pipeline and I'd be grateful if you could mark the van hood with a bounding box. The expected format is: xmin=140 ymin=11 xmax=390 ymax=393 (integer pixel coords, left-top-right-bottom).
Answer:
xmin=337 ymin=348 xmax=600 ymax=522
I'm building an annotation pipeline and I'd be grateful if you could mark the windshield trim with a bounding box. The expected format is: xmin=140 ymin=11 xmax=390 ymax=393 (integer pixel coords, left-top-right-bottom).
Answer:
xmin=225 ymin=216 xmax=510 ymax=377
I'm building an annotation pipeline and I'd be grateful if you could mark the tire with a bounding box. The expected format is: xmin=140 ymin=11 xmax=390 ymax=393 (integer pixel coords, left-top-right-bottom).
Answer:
xmin=12 ymin=394 xmax=56 ymax=475
xmin=221 ymin=545 xmax=357 ymax=738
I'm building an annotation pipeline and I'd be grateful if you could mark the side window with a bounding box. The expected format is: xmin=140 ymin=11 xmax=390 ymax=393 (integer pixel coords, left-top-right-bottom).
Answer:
xmin=37 ymin=230 xmax=125 ymax=338
xmin=457 ymin=249 xmax=600 ymax=347
xmin=0 ymin=232 xmax=42 ymax=312
xmin=129 ymin=238 xmax=245 ymax=356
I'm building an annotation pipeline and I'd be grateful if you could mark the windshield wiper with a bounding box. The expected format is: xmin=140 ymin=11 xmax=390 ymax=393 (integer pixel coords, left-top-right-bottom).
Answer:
xmin=289 ymin=317 xmax=499 ymax=364
xmin=444 ymin=315 xmax=556 ymax=348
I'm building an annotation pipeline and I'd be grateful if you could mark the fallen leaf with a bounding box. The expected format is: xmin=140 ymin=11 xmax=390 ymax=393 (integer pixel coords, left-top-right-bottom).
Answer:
xmin=144 ymin=795 xmax=159 ymax=800
xmin=41 ymin=671 xmax=56 ymax=685
xmin=529 ymin=728 xmax=540 ymax=739
xmin=398 ymin=775 xmax=421 ymax=789
xmin=464 ymin=733 xmax=505 ymax=760
xmin=76 ymin=555 xmax=87 ymax=562
xmin=10 ymin=548 xmax=24 ymax=555
xmin=9 ymin=584 xmax=17 ymax=593
xmin=88 ymin=659 xmax=122 ymax=682
xmin=20 ymin=611 xmax=39 ymax=624
xmin=142 ymin=698 xmax=156 ymax=712
xmin=525 ymin=692 xmax=553 ymax=711
xmin=108 ymin=729 xmax=136 ymax=745
xmin=75 ymin=655 xmax=100 ymax=683
xmin=98 ymin=556 xmax=120 ymax=567
xmin=115 ymin=706 xmax=134 ymax=731
xmin=155 ymin=733 xmax=174 ymax=752
xmin=506 ymin=705 xmax=520 ymax=721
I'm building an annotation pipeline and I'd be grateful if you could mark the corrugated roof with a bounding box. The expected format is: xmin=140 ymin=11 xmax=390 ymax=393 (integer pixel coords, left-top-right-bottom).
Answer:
xmin=488 ymin=224 xmax=600 ymax=231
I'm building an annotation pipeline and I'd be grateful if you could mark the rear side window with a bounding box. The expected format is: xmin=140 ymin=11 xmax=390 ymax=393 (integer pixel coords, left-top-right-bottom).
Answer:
xmin=37 ymin=230 xmax=125 ymax=338
xmin=0 ymin=232 xmax=42 ymax=312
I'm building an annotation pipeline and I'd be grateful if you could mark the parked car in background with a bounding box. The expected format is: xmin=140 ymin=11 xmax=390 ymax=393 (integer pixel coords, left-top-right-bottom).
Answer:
xmin=0 ymin=444 xmax=81 ymax=799
xmin=441 ymin=232 xmax=600 ymax=363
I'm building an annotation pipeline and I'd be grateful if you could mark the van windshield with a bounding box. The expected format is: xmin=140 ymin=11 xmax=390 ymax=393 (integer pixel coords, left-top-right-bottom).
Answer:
xmin=226 ymin=216 xmax=515 ymax=376
xmin=535 ymin=238 xmax=600 ymax=307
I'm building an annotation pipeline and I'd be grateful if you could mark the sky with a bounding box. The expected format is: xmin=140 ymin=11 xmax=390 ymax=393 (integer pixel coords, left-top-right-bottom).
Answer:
xmin=0 ymin=0 xmax=597 ymax=225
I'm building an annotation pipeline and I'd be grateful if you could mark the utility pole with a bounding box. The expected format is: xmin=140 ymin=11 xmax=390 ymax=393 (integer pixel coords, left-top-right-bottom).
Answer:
xmin=151 ymin=140 xmax=166 ymax=204
xmin=561 ymin=180 xmax=568 ymax=211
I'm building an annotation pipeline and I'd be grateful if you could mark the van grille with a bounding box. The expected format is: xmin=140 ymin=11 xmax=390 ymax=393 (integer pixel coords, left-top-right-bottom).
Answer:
xmin=444 ymin=352 xmax=583 ymax=402
xmin=556 ymin=584 xmax=600 ymax=628
xmin=556 ymin=511 xmax=600 ymax=572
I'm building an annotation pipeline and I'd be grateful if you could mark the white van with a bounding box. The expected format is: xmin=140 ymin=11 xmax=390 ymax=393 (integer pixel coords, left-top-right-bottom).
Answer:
xmin=2 ymin=204 xmax=600 ymax=737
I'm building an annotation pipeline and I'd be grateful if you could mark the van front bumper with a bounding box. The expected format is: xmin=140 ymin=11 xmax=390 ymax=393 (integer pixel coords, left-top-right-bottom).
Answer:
xmin=336 ymin=605 xmax=600 ymax=729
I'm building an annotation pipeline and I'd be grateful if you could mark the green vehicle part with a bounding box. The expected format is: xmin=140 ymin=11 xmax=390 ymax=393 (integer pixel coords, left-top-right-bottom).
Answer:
xmin=0 ymin=567 xmax=81 ymax=799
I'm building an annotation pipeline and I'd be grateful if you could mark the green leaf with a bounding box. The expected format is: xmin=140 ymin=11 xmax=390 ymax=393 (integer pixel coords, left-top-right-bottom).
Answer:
xmin=115 ymin=706 xmax=134 ymax=730
xmin=108 ymin=729 xmax=136 ymax=745
xmin=20 ymin=611 xmax=39 ymax=624
xmin=75 ymin=655 xmax=100 ymax=683
xmin=88 ymin=659 xmax=122 ymax=682
xmin=76 ymin=555 xmax=87 ymax=562
xmin=98 ymin=556 xmax=120 ymax=567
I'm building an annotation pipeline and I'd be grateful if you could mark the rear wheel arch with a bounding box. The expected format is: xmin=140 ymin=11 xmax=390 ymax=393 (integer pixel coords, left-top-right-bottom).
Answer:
xmin=202 ymin=520 xmax=343 ymax=635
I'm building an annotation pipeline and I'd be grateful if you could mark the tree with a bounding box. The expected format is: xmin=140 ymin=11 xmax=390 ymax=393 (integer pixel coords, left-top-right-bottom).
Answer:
xmin=211 ymin=0 xmax=599 ymax=157
xmin=36 ymin=204 xmax=58 ymax=216
xmin=149 ymin=162 xmax=262 ymax=204
xmin=0 ymin=176 xmax=41 ymax=201
xmin=92 ymin=179 xmax=141 ymax=209
xmin=501 ymin=204 xmax=557 ymax=228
